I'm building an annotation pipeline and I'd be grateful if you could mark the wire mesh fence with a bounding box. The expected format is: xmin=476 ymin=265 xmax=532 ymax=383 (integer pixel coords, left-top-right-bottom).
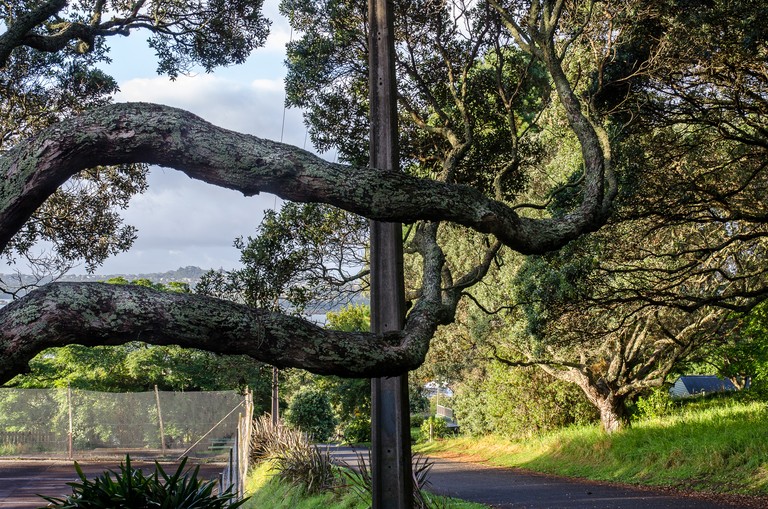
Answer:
xmin=0 ymin=387 xmax=252 ymax=462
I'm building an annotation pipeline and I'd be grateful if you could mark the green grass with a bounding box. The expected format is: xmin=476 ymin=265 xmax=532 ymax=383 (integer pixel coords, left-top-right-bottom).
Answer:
xmin=243 ymin=460 xmax=490 ymax=509
xmin=415 ymin=400 xmax=768 ymax=495
xmin=242 ymin=461 xmax=365 ymax=509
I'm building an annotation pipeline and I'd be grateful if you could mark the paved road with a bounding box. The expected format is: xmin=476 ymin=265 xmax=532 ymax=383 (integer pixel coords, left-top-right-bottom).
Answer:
xmin=0 ymin=459 xmax=226 ymax=508
xmin=329 ymin=446 xmax=764 ymax=509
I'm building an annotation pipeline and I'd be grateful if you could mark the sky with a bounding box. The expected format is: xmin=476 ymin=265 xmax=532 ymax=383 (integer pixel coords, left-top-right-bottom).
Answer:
xmin=68 ymin=0 xmax=332 ymax=275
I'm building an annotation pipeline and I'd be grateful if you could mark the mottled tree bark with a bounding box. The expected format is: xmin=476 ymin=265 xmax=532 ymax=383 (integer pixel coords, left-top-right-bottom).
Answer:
xmin=0 ymin=102 xmax=610 ymax=258
xmin=0 ymin=95 xmax=612 ymax=381
xmin=0 ymin=282 xmax=442 ymax=384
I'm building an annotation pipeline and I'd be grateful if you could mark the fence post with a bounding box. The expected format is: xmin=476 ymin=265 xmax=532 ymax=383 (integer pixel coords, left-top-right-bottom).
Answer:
xmin=67 ymin=384 xmax=73 ymax=459
xmin=154 ymin=385 xmax=166 ymax=456
xmin=238 ymin=389 xmax=253 ymax=499
xmin=228 ymin=447 xmax=234 ymax=493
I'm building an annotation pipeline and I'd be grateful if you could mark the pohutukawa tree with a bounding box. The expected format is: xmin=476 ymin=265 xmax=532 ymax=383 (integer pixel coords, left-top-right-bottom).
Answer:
xmin=0 ymin=0 xmax=620 ymax=384
xmin=13 ymin=0 xmax=767 ymax=406
xmin=453 ymin=0 xmax=768 ymax=432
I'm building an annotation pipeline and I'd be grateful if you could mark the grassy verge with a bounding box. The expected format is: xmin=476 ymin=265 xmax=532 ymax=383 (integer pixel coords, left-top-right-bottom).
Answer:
xmin=242 ymin=460 xmax=365 ymax=509
xmin=414 ymin=400 xmax=768 ymax=495
xmin=242 ymin=460 xmax=490 ymax=509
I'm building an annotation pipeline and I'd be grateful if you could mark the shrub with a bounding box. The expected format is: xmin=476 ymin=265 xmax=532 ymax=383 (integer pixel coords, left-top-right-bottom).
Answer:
xmin=40 ymin=455 xmax=246 ymax=508
xmin=632 ymin=386 xmax=674 ymax=420
xmin=420 ymin=416 xmax=450 ymax=441
xmin=272 ymin=442 xmax=338 ymax=495
xmin=250 ymin=414 xmax=303 ymax=461
xmin=452 ymin=363 xmax=597 ymax=438
xmin=285 ymin=388 xmax=336 ymax=442
xmin=340 ymin=415 xmax=371 ymax=444
xmin=250 ymin=413 xmax=339 ymax=494
xmin=410 ymin=413 xmax=426 ymax=428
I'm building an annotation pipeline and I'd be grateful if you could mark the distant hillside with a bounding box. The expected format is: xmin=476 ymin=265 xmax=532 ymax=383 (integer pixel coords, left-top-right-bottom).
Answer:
xmin=0 ymin=266 xmax=211 ymax=300
xmin=61 ymin=265 xmax=211 ymax=285
xmin=0 ymin=267 xmax=366 ymax=316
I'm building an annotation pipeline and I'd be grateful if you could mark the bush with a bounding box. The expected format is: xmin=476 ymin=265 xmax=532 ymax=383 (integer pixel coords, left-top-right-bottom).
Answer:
xmin=410 ymin=413 xmax=426 ymax=428
xmin=272 ymin=442 xmax=338 ymax=495
xmin=285 ymin=389 xmax=336 ymax=442
xmin=452 ymin=363 xmax=597 ymax=438
xmin=250 ymin=413 xmax=339 ymax=494
xmin=419 ymin=416 xmax=450 ymax=441
xmin=40 ymin=456 xmax=246 ymax=508
xmin=340 ymin=416 xmax=371 ymax=444
xmin=250 ymin=414 xmax=304 ymax=461
xmin=632 ymin=386 xmax=674 ymax=420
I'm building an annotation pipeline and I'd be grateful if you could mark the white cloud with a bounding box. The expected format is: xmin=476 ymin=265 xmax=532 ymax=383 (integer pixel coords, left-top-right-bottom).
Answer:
xmin=66 ymin=0 xmax=333 ymax=276
xmin=115 ymin=74 xmax=308 ymax=147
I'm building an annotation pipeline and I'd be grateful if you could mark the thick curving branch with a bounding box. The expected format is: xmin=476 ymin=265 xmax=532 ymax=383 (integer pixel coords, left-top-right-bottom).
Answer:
xmin=0 ymin=102 xmax=610 ymax=257
xmin=0 ymin=0 xmax=68 ymax=67
xmin=0 ymin=282 xmax=440 ymax=384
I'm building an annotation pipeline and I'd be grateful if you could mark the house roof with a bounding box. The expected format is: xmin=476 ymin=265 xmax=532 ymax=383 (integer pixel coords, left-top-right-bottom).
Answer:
xmin=677 ymin=375 xmax=737 ymax=394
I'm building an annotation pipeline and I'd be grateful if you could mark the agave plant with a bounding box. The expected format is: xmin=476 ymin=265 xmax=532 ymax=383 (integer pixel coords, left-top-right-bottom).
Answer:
xmin=38 ymin=455 xmax=247 ymax=509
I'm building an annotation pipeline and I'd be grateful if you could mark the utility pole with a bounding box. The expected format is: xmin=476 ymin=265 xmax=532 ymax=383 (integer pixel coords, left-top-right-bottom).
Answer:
xmin=368 ymin=0 xmax=413 ymax=507
xmin=271 ymin=366 xmax=279 ymax=427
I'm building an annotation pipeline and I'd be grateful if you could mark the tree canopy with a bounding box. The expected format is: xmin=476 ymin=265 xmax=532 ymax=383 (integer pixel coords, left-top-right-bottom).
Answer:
xmin=1 ymin=0 xmax=766 ymax=411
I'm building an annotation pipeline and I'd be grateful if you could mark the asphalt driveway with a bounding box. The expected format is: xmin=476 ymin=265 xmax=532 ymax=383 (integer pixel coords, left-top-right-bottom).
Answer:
xmin=329 ymin=445 xmax=766 ymax=509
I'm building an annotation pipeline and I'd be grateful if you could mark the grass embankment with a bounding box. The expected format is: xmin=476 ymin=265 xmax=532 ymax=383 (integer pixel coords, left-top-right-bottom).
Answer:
xmin=242 ymin=460 xmax=364 ymax=509
xmin=242 ymin=460 xmax=490 ymax=509
xmin=415 ymin=400 xmax=768 ymax=495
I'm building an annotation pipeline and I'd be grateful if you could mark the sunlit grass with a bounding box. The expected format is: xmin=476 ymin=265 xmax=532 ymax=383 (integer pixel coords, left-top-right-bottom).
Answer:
xmin=242 ymin=459 xmax=491 ymax=509
xmin=414 ymin=401 xmax=768 ymax=495
xmin=242 ymin=461 xmax=366 ymax=509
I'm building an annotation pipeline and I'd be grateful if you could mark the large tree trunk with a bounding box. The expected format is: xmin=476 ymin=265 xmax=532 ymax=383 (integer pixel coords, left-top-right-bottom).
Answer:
xmin=570 ymin=373 xmax=630 ymax=434
xmin=593 ymin=393 xmax=631 ymax=434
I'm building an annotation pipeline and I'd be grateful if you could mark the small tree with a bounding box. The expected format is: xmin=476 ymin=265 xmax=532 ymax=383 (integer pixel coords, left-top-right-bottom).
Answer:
xmin=285 ymin=388 xmax=336 ymax=442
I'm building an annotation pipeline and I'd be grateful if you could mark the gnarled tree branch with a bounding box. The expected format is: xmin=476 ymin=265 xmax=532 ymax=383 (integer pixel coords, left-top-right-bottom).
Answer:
xmin=0 ymin=102 xmax=610 ymax=257
xmin=0 ymin=281 xmax=443 ymax=384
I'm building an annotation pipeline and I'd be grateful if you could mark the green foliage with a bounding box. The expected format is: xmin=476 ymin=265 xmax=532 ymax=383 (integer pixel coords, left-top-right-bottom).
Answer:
xmin=410 ymin=413 xmax=426 ymax=429
xmin=339 ymin=416 xmax=371 ymax=444
xmin=452 ymin=363 xmax=597 ymax=438
xmin=632 ymin=386 xmax=675 ymax=421
xmin=284 ymin=0 xmax=548 ymax=198
xmin=40 ymin=456 xmax=247 ymax=508
xmin=249 ymin=415 xmax=339 ymax=495
xmin=0 ymin=28 xmax=144 ymax=276
xmin=511 ymin=244 xmax=596 ymax=343
xmin=409 ymin=381 xmax=430 ymax=415
xmin=4 ymin=0 xmax=270 ymax=78
xmin=326 ymin=304 xmax=370 ymax=332
xmin=285 ymin=389 xmax=337 ymax=442
xmin=196 ymin=203 xmax=367 ymax=313
xmin=420 ymin=416 xmax=450 ymax=441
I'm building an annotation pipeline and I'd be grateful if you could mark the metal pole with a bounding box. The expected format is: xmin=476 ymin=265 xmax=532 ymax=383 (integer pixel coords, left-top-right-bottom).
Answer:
xmin=368 ymin=0 xmax=413 ymax=507
xmin=271 ymin=367 xmax=279 ymax=427
xmin=67 ymin=384 xmax=73 ymax=460
xmin=154 ymin=385 xmax=166 ymax=456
